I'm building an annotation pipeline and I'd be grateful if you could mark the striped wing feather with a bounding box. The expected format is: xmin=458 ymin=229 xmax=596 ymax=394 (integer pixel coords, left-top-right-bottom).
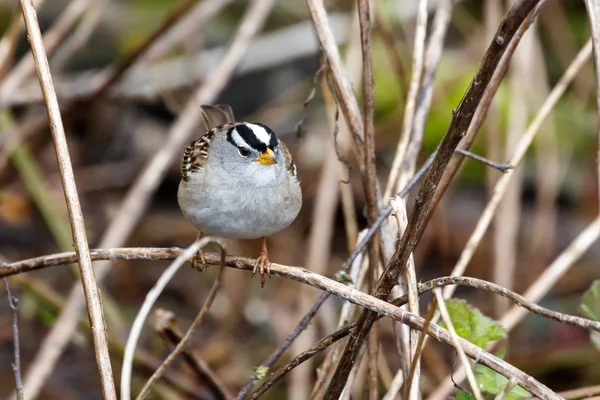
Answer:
xmin=278 ymin=139 xmax=297 ymax=177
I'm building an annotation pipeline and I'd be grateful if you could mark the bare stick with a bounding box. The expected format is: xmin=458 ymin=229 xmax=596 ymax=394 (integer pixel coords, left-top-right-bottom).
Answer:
xmin=430 ymin=2 xmax=544 ymax=214
xmin=405 ymin=0 xmax=453 ymax=183
xmin=455 ymin=148 xmax=514 ymax=173
xmin=19 ymin=1 xmax=274 ymax=398
xmin=434 ymin=289 xmax=483 ymax=400
xmin=4 ymin=249 xmax=599 ymax=334
xmin=357 ymin=0 xmax=380 ymax=397
xmin=120 ymin=237 xmax=225 ymax=399
xmin=390 ymin=197 xmax=420 ymax=399
xmin=154 ymin=309 xmax=233 ymax=400
xmin=137 ymin=245 xmax=226 ymax=399
xmin=405 ymin=294 xmax=437 ymax=396
xmin=326 ymin=2 xmax=541 ymax=396
xmin=3 ymin=278 xmax=23 ymax=400
xmin=17 ymin=0 xmax=116 ymax=398
xmin=384 ymin=0 xmax=429 ymax=199
xmin=442 ymin=39 xmax=592 ymax=301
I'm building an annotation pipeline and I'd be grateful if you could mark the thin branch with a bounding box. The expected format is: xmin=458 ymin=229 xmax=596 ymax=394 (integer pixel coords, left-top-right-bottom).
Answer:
xmin=3 ymin=278 xmax=23 ymax=400
xmin=137 ymin=245 xmax=226 ymax=399
xmin=234 ymin=141 xmax=433 ymax=400
xmin=326 ymin=2 xmax=541 ymax=396
xmin=154 ymin=308 xmax=233 ymax=400
xmin=434 ymin=289 xmax=483 ymax=400
xmin=455 ymin=148 xmax=514 ymax=173
xmin=120 ymin=238 xmax=225 ymax=400
xmin=384 ymin=0 xmax=429 ymax=199
xmin=17 ymin=0 xmax=116 ymax=398
xmin=405 ymin=0 xmax=453 ymax=183
xmin=19 ymin=1 xmax=274 ymax=397
xmin=357 ymin=0 xmax=380 ymax=398
xmin=405 ymin=294 xmax=437 ymax=396
xmin=390 ymin=197 xmax=420 ymax=399
xmin=442 ymin=39 xmax=593 ymax=301
xmin=5 ymin=250 xmax=599 ymax=333
xmin=430 ymin=1 xmax=545 ymax=215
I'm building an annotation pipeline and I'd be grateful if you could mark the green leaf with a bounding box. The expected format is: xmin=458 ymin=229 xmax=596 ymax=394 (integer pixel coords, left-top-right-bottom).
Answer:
xmin=455 ymin=391 xmax=475 ymax=400
xmin=441 ymin=299 xmax=506 ymax=349
xmin=580 ymin=280 xmax=600 ymax=352
xmin=474 ymin=364 xmax=531 ymax=399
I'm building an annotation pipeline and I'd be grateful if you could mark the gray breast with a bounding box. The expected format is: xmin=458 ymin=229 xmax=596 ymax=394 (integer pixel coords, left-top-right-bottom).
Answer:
xmin=177 ymin=171 xmax=301 ymax=239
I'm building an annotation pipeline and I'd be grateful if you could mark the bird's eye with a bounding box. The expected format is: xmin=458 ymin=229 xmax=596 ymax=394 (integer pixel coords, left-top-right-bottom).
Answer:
xmin=238 ymin=147 xmax=251 ymax=157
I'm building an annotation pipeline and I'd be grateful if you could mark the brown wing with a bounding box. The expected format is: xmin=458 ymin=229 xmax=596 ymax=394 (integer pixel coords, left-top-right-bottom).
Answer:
xmin=278 ymin=139 xmax=297 ymax=178
xmin=181 ymin=122 xmax=244 ymax=182
xmin=200 ymin=104 xmax=235 ymax=130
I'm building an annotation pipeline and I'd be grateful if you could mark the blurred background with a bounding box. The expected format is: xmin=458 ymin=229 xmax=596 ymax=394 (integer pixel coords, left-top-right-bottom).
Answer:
xmin=0 ymin=0 xmax=599 ymax=398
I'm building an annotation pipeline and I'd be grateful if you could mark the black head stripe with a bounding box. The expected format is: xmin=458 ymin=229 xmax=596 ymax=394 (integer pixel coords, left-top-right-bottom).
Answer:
xmin=253 ymin=123 xmax=278 ymax=149
xmin=239 ymin=124 xmax=265 ymax=151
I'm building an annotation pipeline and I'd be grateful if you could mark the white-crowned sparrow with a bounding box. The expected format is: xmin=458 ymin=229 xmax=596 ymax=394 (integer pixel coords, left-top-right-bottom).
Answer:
xmin=177 ymin=105 xmax=302 ymax=286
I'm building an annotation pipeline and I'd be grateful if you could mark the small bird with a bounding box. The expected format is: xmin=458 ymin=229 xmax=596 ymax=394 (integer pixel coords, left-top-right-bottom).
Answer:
xmin=177 ymin=105 xmax=302 ymax=286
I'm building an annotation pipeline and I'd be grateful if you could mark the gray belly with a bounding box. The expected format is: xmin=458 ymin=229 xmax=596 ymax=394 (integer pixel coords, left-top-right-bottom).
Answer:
xmin=178 ymin=179 xmax=301 ymax=239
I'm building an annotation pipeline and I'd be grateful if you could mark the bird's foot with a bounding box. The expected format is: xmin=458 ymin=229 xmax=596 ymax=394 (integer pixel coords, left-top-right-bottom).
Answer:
xmin=191 ymin=249 xmax=208 ymax=271
xmin=252 ymin=251 xmax=271 ymax=288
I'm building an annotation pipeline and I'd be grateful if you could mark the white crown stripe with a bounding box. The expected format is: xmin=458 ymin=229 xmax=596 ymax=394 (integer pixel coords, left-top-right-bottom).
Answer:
xmin=230 ymin=128 xmax=248 ymax=148
xmin=247 ymin=123 xmax=272 ymax=146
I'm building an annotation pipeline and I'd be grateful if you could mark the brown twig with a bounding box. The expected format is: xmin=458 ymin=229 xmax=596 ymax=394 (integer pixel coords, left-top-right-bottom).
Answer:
xmin=429 ymin=1 xmax=545 ymax=215
xmin=306 ymin=0 xmax=367 ymax=178
xmin=384 ymin=0 xmax=429 ymax=199
xmin=357 ymin=0 xmax=380 ymax=398
xmin=325 ymin=1 xmax=541 ymax=396
xmin=455 ymin=148 xmax=514 ymax=173
xmin=442 ymin=39 xmax=592 ymax=301
xmin=154 ymin=309 xmax=233 ymax=400
xmin=20 ymin=1 xmax=274 ymax=397
xmin=3 ymin=247 xmax=599 ymax=332
xmin=3 ymin=278 xmax=23 ymax=400
xmin=401 ymin=0 xmax=454 ymax=191
xmin=17 ymin=0 xmax=116 ymax=398
xmin=137 ymin=244 xmax=226 ymax=399
xmin=405 ymin=294 xmax=437 ymax=397
xmin=120 ymin=238 xmax=225 ymax=399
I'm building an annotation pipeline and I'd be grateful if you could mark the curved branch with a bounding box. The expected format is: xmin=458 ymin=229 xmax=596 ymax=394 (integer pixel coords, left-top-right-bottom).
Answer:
xmin=1 ymin=249 xmax=598 ymax=333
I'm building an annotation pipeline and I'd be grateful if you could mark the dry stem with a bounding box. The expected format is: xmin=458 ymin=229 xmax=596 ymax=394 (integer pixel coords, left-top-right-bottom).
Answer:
xmin=17 ymin=0 xmax=115 ymax=397
xmin=326 ymin=1 xmax=541 ymax=396
xmin=18 ymin=1 xmax=274 ymax=396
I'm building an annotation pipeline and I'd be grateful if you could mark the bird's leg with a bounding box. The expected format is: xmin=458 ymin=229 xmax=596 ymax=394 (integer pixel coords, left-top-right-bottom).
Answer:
xmin=191 ymin=232 xmax=208 ymax=271
xmin=253 ymin=237 xmax=271 ymax=287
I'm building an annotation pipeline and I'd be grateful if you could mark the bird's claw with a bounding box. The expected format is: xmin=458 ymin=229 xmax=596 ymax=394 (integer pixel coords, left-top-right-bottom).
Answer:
xmin=253 ymin=252 xmax=271 ymax=288
xmin=191 ymin=249 xmax=208 ymax=271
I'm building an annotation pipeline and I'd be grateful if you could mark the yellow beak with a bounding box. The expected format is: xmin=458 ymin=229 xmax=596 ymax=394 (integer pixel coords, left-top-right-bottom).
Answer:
xmin=255 ymin=148 xmax=276 ymax=165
